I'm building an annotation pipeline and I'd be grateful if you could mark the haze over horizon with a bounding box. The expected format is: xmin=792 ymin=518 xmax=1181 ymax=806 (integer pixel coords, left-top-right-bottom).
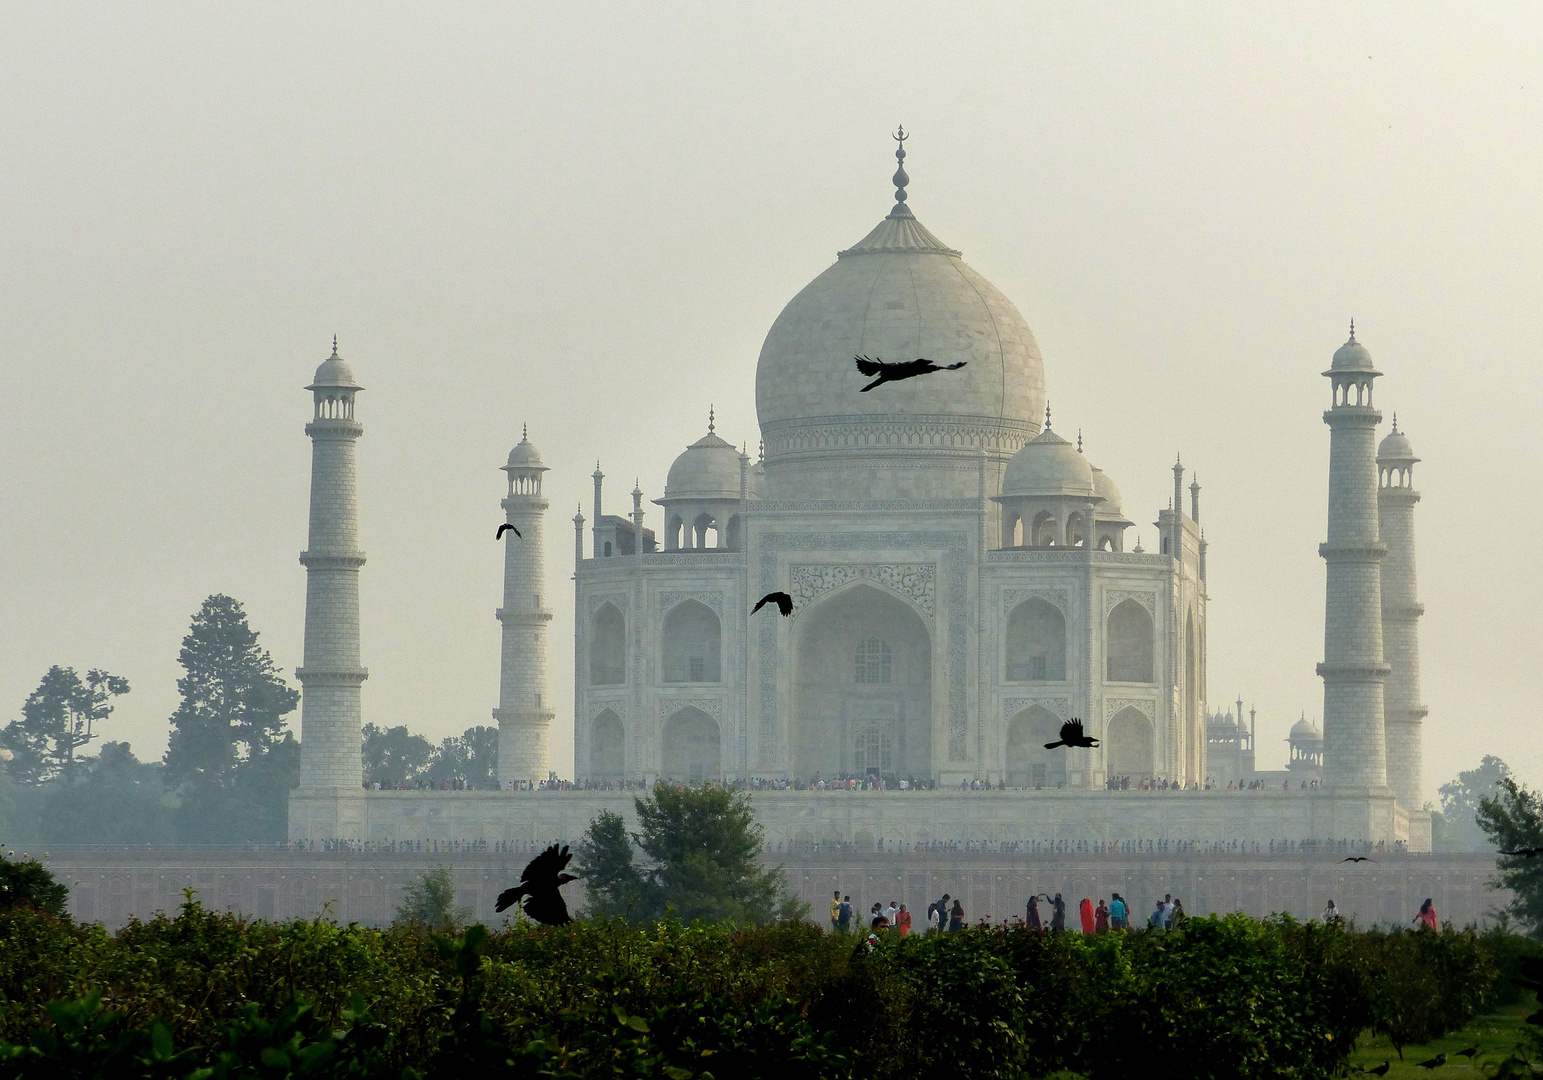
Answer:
xmin=3 ymin=4 xmax=1540 ymax=807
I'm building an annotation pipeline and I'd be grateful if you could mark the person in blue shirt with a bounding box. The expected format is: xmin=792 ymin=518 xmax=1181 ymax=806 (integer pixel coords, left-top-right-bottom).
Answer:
xmin=1148 ymin=900 xmax=1166 ymax=929
xmin=1109 ymin=893 xmax=1128 ymax=930
xmin=837 ymin=895 xmax=853 ymax=932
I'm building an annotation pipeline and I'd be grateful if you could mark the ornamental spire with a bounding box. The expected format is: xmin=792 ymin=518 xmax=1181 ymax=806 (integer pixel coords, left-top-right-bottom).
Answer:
xmin=1349 ymin=318 xmax=1356 ymax=341
xmin=889 ymin=125 xmax=912 ymax=218
xmin=708 ymin=405 xmax=715 ymax=433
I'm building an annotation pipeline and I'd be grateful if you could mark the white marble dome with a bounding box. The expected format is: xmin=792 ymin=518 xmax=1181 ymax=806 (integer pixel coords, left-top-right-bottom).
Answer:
xmin=308 ymin=340 xmax=361 ymax=390
xmin=1001 ymin=426 xmax=1096 ymax=498
xmin=663 ymin=429 xmax=744 ymax=501
xmin=754 ymin=180 xmax=1046 ymax=478
xmin=505 ymin=431 xmax=545 ymax=471
xmin=1090 ymin=465 xmax=1123 ymax=514
xmin=1330 ymin=328 xmax=1377 ymax=373
xmin=1378 ymin=426 xmax=1417 ymax=462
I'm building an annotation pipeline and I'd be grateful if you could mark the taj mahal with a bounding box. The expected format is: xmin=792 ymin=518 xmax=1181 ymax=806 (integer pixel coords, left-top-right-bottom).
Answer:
xmin=286 ymin=135 xmax=1434 ymax=852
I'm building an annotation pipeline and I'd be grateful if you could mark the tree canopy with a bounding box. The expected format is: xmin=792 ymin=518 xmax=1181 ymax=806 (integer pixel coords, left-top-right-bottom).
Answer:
xmin=163 ymin=595 xmax=299 ymax=844
xmin=0 ymin=666 xmax=130 ymax=785
xmin=1438 ymin=755 xmax=1512 ymax=852
xmin=1479 ymin=776 xmax=1543 ymax=935
xmin=577 ymin=785 xmax=803 ymax=924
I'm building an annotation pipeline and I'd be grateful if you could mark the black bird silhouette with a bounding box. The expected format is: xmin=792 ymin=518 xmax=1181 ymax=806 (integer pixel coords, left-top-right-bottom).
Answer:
xmin=496 ymin=523 xmax=522 ymax=540
xmin=1364 ymin=1062 xmax=1390 ymax=1076
xmin=1044 ymin=719 xmax=1098 ymax=750
xmin=752 ymin=591 xmax=793 ymax=617
xmin=1342 ymin=856 xmax=1375 ymax=863
xmin=1501 ymin=848 xmax=1543 ymax=857
xmin=854 ymin=354 xmax=967 ymax=392
xmin=494 ymin=843 xmax=576 ymax=925
xmin=1453 ymin=1046 xmax=1479 ymax=1059
xmin=1414 ymin=1053 xmax=1446 ymax=1070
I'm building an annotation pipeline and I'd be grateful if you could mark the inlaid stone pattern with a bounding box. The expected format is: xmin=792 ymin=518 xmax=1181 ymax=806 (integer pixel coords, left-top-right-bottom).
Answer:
xmin=1003 ymin=588 xmax=1069 ymax=616
xmin=788 ymin=563 xmax=936 ymax=620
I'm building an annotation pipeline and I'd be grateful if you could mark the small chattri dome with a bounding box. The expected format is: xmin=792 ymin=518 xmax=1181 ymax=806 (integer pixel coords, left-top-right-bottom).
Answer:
xmin=662 ymin=427 xmax=744 ymax=501
xmin=1000 ymin=424 xmax=1096 ymax=498
xmin=1378 ymin=421 xmax=1418 ymax=463
xmin=1330 ymin=323 xmax=1377 ymax=373
xmin=1090 ymin=466 xmax=1123 ymax=514
xmin=307 ymin=337 xmax=362 ymax=391
xmin=504 ymin=426 xmax=547 ymax=472
xmin=1290 ymin=716 xmax=1322 ymax=741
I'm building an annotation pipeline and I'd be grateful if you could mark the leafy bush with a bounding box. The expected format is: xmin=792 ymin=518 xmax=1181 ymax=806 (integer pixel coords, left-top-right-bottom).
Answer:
xmin=0 ymin=900 xmax=1511 ymax=1079
xmin=394 ymin=867 xmax=469 ymax=931
xmin=0 ymin=853 xmax=68 ymax=917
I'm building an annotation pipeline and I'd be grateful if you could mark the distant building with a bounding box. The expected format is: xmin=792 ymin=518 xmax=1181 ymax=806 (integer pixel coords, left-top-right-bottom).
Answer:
xmin=288 ymin=134 xmax=1431 ymax=850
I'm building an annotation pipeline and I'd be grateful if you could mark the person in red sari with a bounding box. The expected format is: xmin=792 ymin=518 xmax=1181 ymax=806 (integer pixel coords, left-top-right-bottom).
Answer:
xmin=1094 ymin=899 xmax=1110 ymax=932
xmin=1079 ymin=897 xmax=1095 ymax=934
xmin=896 ymin=903 xmax=912 ymax=937
xmin=1417 ymin=898 xmax=1438 ymax=930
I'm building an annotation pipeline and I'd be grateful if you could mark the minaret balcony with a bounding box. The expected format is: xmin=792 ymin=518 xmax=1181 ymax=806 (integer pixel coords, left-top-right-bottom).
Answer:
xmin=304 ymin=418 xmax=365 ymax=439
xmin=495 ymin=607 xmax=554 ymax=623
xmin=299 ymin=551 xmax=367 ymax=569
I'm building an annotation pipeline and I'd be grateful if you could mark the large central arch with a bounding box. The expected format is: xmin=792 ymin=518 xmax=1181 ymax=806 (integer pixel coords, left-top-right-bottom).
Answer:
xmin=1005 ymin=706 xmax=1066 ymax=788
xmin=792 ymin=583 xmax=932 ymax=782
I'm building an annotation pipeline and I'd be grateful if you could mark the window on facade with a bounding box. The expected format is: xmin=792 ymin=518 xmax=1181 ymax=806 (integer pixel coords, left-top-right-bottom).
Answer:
xmin=854 ymin=638 xmax=892 ymax=684
xmin=688 ymin=657 xmax=705 ymax=682
xmin=662 ymin=600 xmax=721 ymax=683
xmin=1029 ymin=655 xmax=1047 ymax=680
xmin=853 ymin=719 xmax=895 ymax=775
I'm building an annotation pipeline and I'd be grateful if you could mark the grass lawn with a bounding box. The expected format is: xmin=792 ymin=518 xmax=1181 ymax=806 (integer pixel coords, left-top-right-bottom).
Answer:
xmin=1348 ymin=1004 xmax=1535 ymax=1076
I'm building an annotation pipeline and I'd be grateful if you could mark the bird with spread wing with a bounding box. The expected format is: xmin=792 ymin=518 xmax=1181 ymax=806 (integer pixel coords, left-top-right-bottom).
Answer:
xmin=854 ymin=354 xmax=966 ymax=392
xmin=496 ymin=523 xmax=522 ymax=540
xmin=1044 ymin=719 xmax=1098 ymax=750
xmin=752 ymin=591 xmax=793 ymax=616
xmin=495 ymin=843 xmax=577 ymax=925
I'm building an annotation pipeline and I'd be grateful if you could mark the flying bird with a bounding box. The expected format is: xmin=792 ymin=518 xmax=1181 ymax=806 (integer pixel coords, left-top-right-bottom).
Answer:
xmin=752 ymin=591 xmax=793 ymax=617
xmin=1414 ymin=1053 xmax=1446 ymax=1070
xmin=1501 ymin=848 xmax=1543 ymax=857
xmin=1341 ymin=856 xmax=1375 ymax=863
xmin=854 ymin=354 xmax=967 ymax=392
xmin=496 ymin=523 xmax=522 ymax=540
xmin=1044 ymin=719 xmax=1098 ymax=750
xmin=1364 ymin=1063 xmax=1390 ymax=1077
xmin=494 ymin=843 xmax=577 ymax=925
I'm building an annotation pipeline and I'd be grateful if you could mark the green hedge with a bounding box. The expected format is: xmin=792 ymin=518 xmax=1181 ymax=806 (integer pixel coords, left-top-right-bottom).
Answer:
xmin=0 ymin=899 xmax=1507 ymax=1079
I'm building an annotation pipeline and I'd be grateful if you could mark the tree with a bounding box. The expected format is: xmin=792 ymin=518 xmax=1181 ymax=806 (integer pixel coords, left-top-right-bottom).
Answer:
xmin=1479 ymin=776 xmax=1543 ymax=935
xmin=0 ymin=851 xmax=68 ymax=915
xmin=362 ymin=723 xmax=434 ymax=787
xmin=421 ymin=727 xmax=499 ymax=789
xmin=576 ymin=810 xmax=646 ymax=919
xmin=1 ymin=667 xmax=130 ymax=785
xmin=1438 ymin=755 xmax=1512 ymax=851
xmin=163 ymin=596 xmax=300 ymax=844
xmin=577 ymin=785 xmax=803 ymax=924
xmin=40 ymin=741 xmax=175 ymax=846
xmin=395 ymin=866 xmax=470 ymax=930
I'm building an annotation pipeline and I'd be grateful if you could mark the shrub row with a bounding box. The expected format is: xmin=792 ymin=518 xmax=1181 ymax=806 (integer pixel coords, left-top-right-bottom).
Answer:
xmin=0 ymin=899 xmax=1507 ymax=1079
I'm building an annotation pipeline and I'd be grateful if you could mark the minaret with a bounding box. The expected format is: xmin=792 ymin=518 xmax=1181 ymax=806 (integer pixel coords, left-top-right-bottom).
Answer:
xmin=1316 ymin=323 xmax=1390 ymax=788
xmin=493 ymin=426 xmax=554 ymax=786
xmin=1378 ymin=417 xmax=1426 ymax=809
xmin=297 ymin=338 xmax=368 ymax=790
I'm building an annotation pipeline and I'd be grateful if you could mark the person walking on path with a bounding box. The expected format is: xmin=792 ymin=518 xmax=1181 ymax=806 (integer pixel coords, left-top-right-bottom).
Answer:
xmin=1109 ymin=893 xmax=1128 ymax=930
xmin=949 ymin=899 xmax=965 ymax=932
xmin=837 ymin=895 xmax=853 ymax=932
xmin=1416 ymin=898 xmax=1438 ymax=930
xmin=1050 ymin=893 xmax=1066 ymax=932
xmin=935 ymin=893 xmax=952 ymax=933
xmin=1079 ymin=897 xmax=1095 ymax=934
xmin=1026 ymin=894 xmax=1042 ymax=930
xmin=830 ymin=890 xmax=841 ymax=933
xmin=1095 ymin=899 xmax=1110 ymax=932
xmin=897 ymin=903 xmax=912 ymax=937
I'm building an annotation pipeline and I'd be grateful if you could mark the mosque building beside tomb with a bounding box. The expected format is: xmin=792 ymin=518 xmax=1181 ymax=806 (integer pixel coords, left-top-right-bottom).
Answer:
xmin=287 ymin=137 xmax=1432 ymax=851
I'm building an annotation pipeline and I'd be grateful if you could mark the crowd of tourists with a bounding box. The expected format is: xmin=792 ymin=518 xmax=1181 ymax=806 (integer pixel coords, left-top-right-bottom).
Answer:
xmin=828 ymin=887 xmax=1445 ymax=938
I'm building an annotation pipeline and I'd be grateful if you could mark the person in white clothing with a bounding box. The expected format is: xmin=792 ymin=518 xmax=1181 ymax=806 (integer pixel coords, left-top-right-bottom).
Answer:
xmin=883 ymin=901 xmax=899 ymax=928
xmin=1322 ymin=900 xmax=1341 ymax=923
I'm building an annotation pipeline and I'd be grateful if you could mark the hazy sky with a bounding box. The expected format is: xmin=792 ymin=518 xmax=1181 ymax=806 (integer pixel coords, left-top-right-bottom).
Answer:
xmin=3 ymin=4 xmax=1540 ymax=806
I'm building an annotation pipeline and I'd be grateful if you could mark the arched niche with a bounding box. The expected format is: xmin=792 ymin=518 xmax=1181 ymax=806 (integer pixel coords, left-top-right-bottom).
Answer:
xmin=589 ymin=709 xmax=624 ymax=782
xmin=793 ymin=583 xmax=931 ymax=782
xmin=1005 ymin=597 xmax=1066 ymax=682
xmin=1107 ymin=598 xmax=1154 ymax=682
xmin=1005 ymin=706 xmax=1067 ymax=788
xmin=661 ymin=600 xmax=720 ymax=683
xmin=590 ymin=603 xmax=625 ymax=685
xmin=661 ymin=706 xmax=720 ymax=784
xmin=1107 ymin=706 xmax=1155 ymax=780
